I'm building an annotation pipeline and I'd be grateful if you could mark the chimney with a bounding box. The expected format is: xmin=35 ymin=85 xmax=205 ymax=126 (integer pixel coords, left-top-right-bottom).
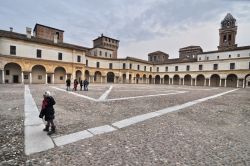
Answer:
xmin=26 ymin=27 xmax=32 ymax=39
xmin=53 ymin=34 xmax=58 ymax=44
xmin=10 ymin=27 xmax=13 ymax=32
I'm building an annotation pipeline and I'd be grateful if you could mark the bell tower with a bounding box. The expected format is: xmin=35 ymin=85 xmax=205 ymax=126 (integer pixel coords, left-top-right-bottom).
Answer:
xmin=218 ymin=13 xmax=237 ymax=51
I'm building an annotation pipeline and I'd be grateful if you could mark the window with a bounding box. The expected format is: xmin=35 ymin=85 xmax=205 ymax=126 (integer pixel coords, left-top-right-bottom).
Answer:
xmin=38 ymin=75 xmax=42 ymax=80
xmin=86 ymin=60 xmax=88 ymax=67
xmin=137 ymin=65 xmax=140 ymax=70
xmin=229 ymin=54 xmax=231 ymax=58
xmin=150 ymin=67 xmax=152 ymax=72
xmin=213 ymin=64 xmax=218 ymax=70
xmin=110 ymin=54 xmax=112 ymax=58
xmin=217 ymin=56 xmax=220 ymax=59
xmin=94 ymin=51 xmax=97 ymax=56
xmin=165 ymin=67 xmax=168 ymax=72
xmin=198 ymin=57 xmax=201 ymax=61
xmin=130 ymin=64 xmax=132 ymax=69
xmin=56 ymin=32 xmax=60 ymax=39
xmin=97 ymin=62 xmax=100 ymax=68
xmin=175 ymin=66 xmax=178 ymax=71
xmin=37 ymin=49 xmax=42 ymax=58
xmin=99 ymin=51 xmax=102 ymax=56
xmin=230 ymin=63 xmax=235 ymax=70
xmin=199 ymin=65 xmax=203 ymax=70
xmin=24 ymin=75 xmax=28 ymax=79
xmin=157 ymin=67 xmax=159 ymax=72
xmin=123 ymin=63 xmax=126 ymax=69
xmin=144 ymin=66 xmax=146 ymax=71
xmin=5 ymin=70 xmax=10 ymax=75
xmin=58 ymin=52 xmax=62 ymax=60
xmin=109 ymin=63 xmax=113 ymax=69
xmin=77 ymin=55 xmax=81 ymax=62
xmin=60 ymin=76 xmax=63 ymax=80
xmin=105 ymin=52 xmax=107 ymax=57
xmin=237 ymin=54 xmax=240 ymax=57
xmin=206 ymin=57 xmax=209 ymax=60
xmin=186 ymin=65 xmax=190 ymax=71
xmin=10 ymin=45 xmax=16 ymax=55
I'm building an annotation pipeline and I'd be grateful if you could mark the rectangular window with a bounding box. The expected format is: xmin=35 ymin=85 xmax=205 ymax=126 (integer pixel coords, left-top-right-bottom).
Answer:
xmin=86 ymin=60 xmax=88 ymax=67
xmin=157 ymin=67 xmax=159 ymax=72
xmin=109 ymin=63 xmax=113 ymax=69
xmin=130 ymin=64 xmax=132 ymax=69
xmin=206 ymin=57 xmax=209 ymax=60
xmin=144 ymin=66 xmax=146 ymax=71
xmin=38 ymin=75 xmax=42 ymax=80
xmin=58 ymin=52 xmax=62 ymax=60
xmin=229 ymin=54 xmax=231 ymax=58
xmin=110 ymin=54 xmax=112 ymax=58
xmin=213 ymin=64 xmax=218 ymax=70
xmin=123 ymin=63 xmax=126 ymax=69
xmin=165 ymin=66 xmax=168 ymax=72
xmin=175 ymin=66 xmax=178 ymax=71
xmin=6 ymin=70 xmax=10 ymax=75
xmin=97 ymin=62 xmax=100 ymax=68
xmin=198 ymin=57 xmax=201 ymax=61
xmin=150 ymin=67 xmax=152 ymax=72
xmin=37 ymin=49 xmax=42 ymax=58
xmin=24 ymin=75 xmax=28 ymax=79
xmin=186 ymin=65 xmax=190 ymax=71
xmin=137 ymin=65 xmax=140 ymax=70
xmin=94 ymin=51 xmax=97 ymax=56
xmin=10 ymin=45 xmax=16 ymax=55
xmin=99 ymin=51 xmax=102 ymax=56
xmin=237 ymin=54 xmax=240 ymax=57
xmin=230 ymin=63 xmax=235 ymax=70
xmin=60 ymin=76 xmax=63 ymax=80
xmin=105 ymin=52 xmax=107 ymax=57
xmin=217 ymin=56 xmax=219 ymax=59
xmin=199 ymin=65 xmax=203 ymax=70
xmin=77 ymin=55 xmax=81 ymax=62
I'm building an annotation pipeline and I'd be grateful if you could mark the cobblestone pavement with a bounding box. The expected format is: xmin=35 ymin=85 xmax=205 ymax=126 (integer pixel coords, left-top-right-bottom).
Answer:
xmin=1 ymin=84 xmax=250 ymax=165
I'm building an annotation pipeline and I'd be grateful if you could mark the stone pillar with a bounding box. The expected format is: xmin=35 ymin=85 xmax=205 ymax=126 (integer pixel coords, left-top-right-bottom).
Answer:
xmin=219 ymin=79 xmax=222 ymax=87
xmin=2 ymin=70 xmax=5 ymax=84
xmin=237 ymin=79 xmax=239 ymax=88
xmin=65 ymin=74 xmax=68 ymax=81
xmin=182 ymin=78 xmax=184 ymax=85
xmin=204 ymin=79 xmax=206 ymax=86
xmin=208 ymin=79 xmax=211 ymax=87
xmin=168 ymin=78 xmax=170 ymax=85
xmin=224 ymin=79 xmax=227 ymax=87
xmin=45 ymin=73 xmax=48 ymax=84
xmin=21 ymin=72 xmax=24 ymax=84
xmin=179 ymin=78 xmax=181 ymax=85
xmin=191 ymin=79 xmax=193 ymax=86
xmin=52 ymin=73 xmax=55 ymax=84
xmin=29 ymin=72 xmax=32 ymax=84
xmin=100 ymin=76 xmax=103 ymax=83
xmin=243 ymin=79 xmax=245 ymax=88
xmin=194 ymin=78 xmax=197 ymax=86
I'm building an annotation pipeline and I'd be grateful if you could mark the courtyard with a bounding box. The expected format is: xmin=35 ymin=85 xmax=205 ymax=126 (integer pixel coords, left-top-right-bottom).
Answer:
xmin=1 ymin=84 xmax=250 ymax=165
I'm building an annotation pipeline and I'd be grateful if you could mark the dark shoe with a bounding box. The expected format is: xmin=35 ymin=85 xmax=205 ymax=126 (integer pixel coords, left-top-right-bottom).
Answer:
xmin=43 ymin=125 xmax=49 ymax=132
xmin=47 ymin=126 xmax=56 ymax=135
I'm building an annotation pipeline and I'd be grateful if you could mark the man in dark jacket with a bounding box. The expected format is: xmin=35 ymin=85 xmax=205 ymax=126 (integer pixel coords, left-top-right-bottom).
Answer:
xmin=80 ymin=79 xmax=83 ymax=91
xmin=83 ymin=79 xmax=89 ymax=91
xmin=66 ymin=78 xmax=71 ymax=91
xmin=39 ymin=91 xmax=56 ymax=135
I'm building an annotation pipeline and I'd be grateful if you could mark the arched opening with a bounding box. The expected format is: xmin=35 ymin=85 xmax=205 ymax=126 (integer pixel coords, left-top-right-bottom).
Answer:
xmin=4 ymin=62 xmax=22 ymax=83
xmin=94 ymin=71 xmax=102 ymax=83
xmin=107 ymin=72 xmax=115 ymax=83
xmin=32 ymin=65 xmax=46 ymax=84
xmin=155 ymin=75 xmax=160 ymax=84
xmin=85 ymin=70 xmax=90 ymax=81
xmin=164 ymin=75 xmax=169 ymax=84
xmin=226 ymin=74 xmax=237 ymax=87
xmin=184 ymin=74 xmax=192 ymax=86
xmin=196 ymin=74 xmax=205 ymax=86
xmin=210 ymin=74 xmax=220 ymax=87
xmin=143 ymin=74 xmax=146 ymax=84
xmin=245 ymin=74 xmax=250 ymax=88
xmin=149 ymin=75 xmax=152 ymax=84
xmin=54 ymin=67 xmax=66 ymax=84
xmin=122 ymin=74 xmax=126 ymax=83
xmin=75 ymin=70 xmax=82 ymax=82
xmin=173 ymin=75 xmax=180 ymax=85
xmin=136 ymin=74 xmax=140 ymax=84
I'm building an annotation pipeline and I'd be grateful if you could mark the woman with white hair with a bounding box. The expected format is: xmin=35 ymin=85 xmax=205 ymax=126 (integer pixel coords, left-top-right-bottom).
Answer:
xmin=39 ymin=91 xmax=56 ymax=135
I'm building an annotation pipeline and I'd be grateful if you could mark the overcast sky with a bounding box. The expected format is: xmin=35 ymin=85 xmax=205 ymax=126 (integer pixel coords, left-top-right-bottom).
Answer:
xmin=0 ymin=0 xmax=250 ymax=60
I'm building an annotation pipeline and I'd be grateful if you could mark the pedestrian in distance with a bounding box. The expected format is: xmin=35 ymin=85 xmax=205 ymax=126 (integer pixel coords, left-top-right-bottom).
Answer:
xmin=66 ymin=78 xmax=71 ymax=91
xmin=80 ymin=79 xmax=83 ymax=91
xmin=73 ymin=79 xmax=78 ymax=91
xmin=83 ymin=78 xmax=89 ymax=91
xmin=39 ymin=91 xmax=56 ymax=135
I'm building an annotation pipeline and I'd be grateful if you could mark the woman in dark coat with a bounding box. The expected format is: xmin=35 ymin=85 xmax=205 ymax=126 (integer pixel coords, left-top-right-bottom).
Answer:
xmin=39 ymin=91 xmax=56 ymax=135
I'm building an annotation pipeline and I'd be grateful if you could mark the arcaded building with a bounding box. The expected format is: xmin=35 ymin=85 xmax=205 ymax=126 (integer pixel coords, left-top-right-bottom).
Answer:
xmin=0 ymin=13 xmax=249 ymax=87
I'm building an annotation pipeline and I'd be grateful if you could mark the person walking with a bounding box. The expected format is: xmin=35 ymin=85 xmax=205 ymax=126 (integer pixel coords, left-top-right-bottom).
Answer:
xmin=83 ymin=78 xmax=89 ymax=91
xmin=73 ymin=79 xmax=78 ymax=91
xmin=39 ymin=91 xmax=56 ymax=135
xmin=66 ymin=78 xmax=71 ymax=91
xmin=80 ymin=79 xmax=83 ymax=91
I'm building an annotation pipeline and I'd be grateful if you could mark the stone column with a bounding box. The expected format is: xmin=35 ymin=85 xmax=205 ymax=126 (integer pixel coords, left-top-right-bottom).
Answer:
xmin=219 ymin=79 xmax=222 ymax=87
xmin=65 ymin=74 xmax=68 ymax=81
xmin=29 ymin=72 xmax=32 ymax=84
xmin=243 ymin=79 xmax=245 ymax=88
xmin=2 ymin=70 xmax=5 ymax=84
xmin=52 ymin=73 xmax=55 ymax=84
xmin=182 ymin=78 xmax=184 ymax=85
xmin=45 ymin=73 xmax=48 ymax=84
xmin=204 ymin=79 xmax=207 ymax=86
xmin=237 ymin=79 xmax=239 ymax=88
xmin=100 ymin=76 xmax=103 ymax=84
xmin=179 ymin=78 xmax=181 ymax=85
xmin=21 ymin=72 xmax=24 ymax=84
xmin=168 ymin=78 xmax=170 ymax=85
xmin=208 ymin=78 xmax=211 ymax=87
xmin=224 ymin=79 xmax=227 ymax=87
xmin=194 ymin=78 xmax=197 ymax=86
xmin=191 ymin=79 xmax=193 ymax=86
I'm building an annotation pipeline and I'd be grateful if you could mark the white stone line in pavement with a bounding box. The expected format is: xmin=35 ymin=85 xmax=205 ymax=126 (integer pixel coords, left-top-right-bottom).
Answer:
xmin=87 ymin=125 xmax=116 ymax=135
xmin=54 ymin=130 xmax=93 ymax=146
xmin=112 ymin=89 xmax=238 ymax=128
xmin=24 ymin=85 xmax=54 ymax=155
xmin=104 ymin=91 xmax=187 ymax=102
xmin=51 ymin=86 xmax=98 ymax=102
xmin=98 ymin=85 xmax=113 ymax=101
